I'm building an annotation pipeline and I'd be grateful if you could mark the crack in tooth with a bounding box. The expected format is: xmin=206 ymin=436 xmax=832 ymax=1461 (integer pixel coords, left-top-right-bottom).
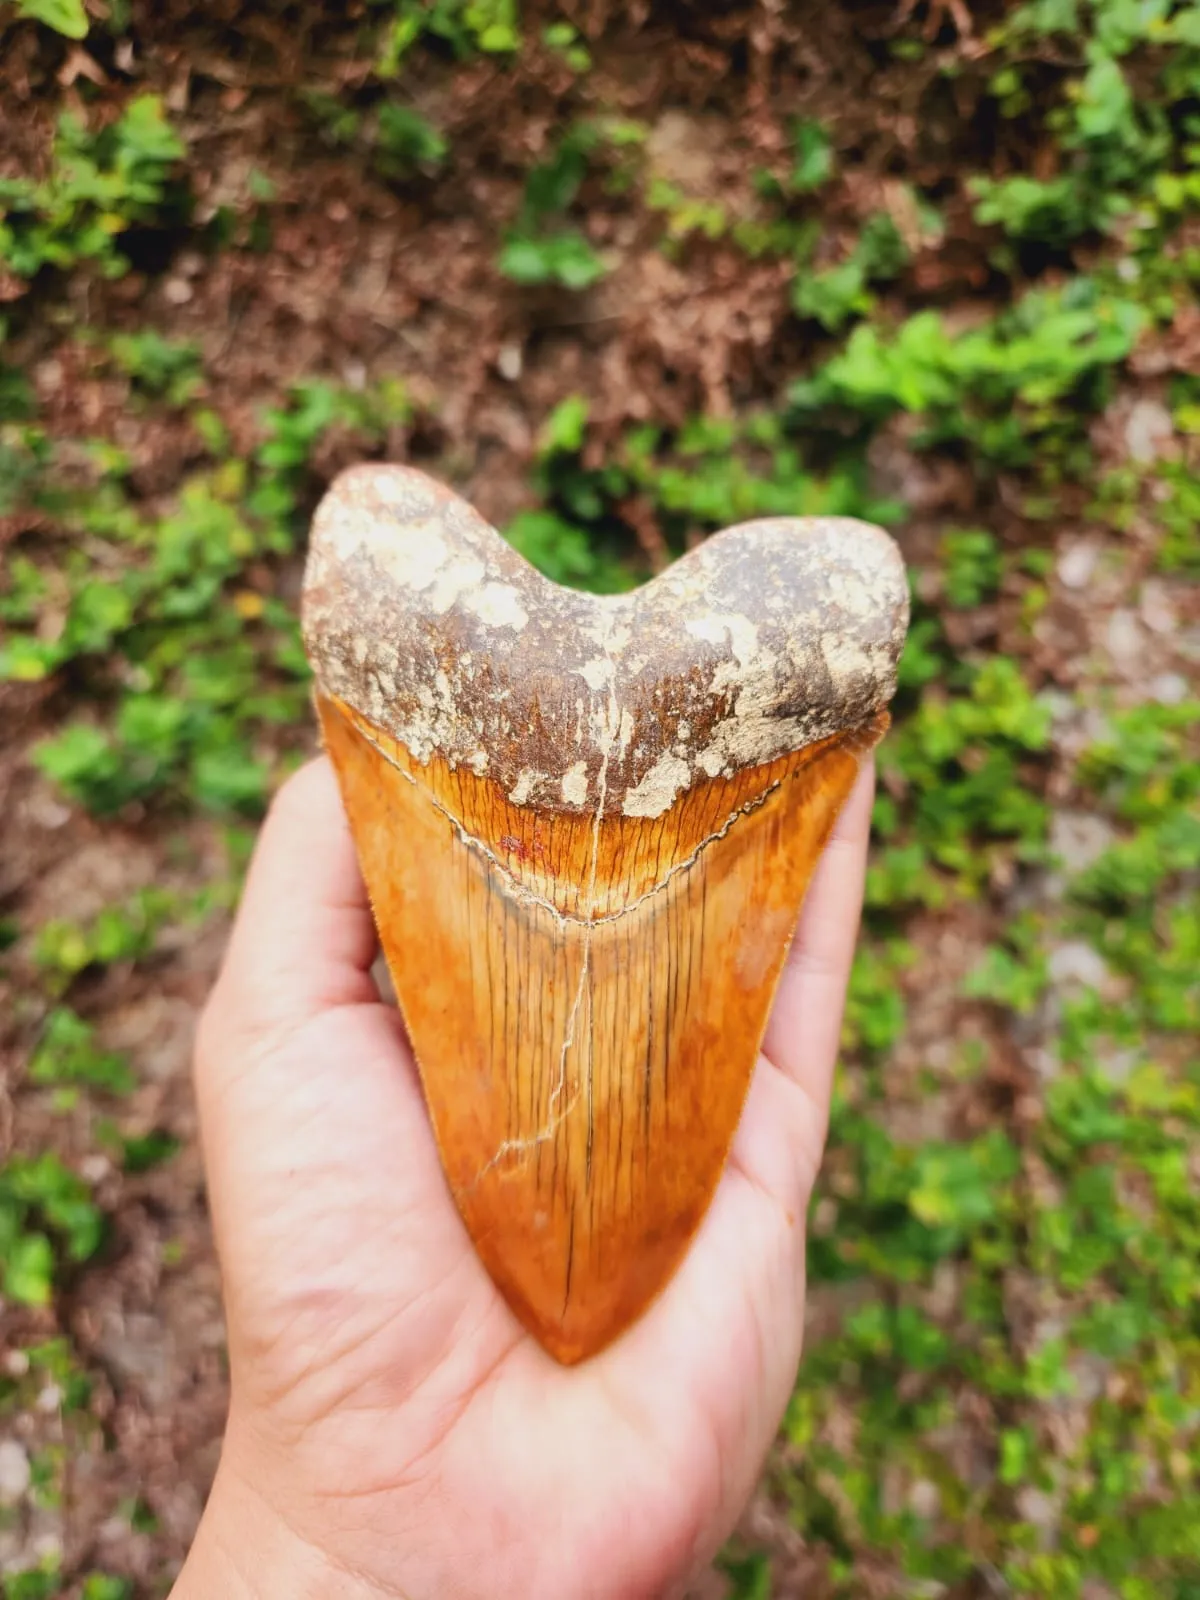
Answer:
xmin=447 ymin=637 xmax=619 ymax=1197
xmin=344 ymin=687 xmax=787 ymax=1197
xmin=576 ymin=653 xmax=619 ymax=1192
xmin=466 ymin=1079 xmax=583 ymax=1190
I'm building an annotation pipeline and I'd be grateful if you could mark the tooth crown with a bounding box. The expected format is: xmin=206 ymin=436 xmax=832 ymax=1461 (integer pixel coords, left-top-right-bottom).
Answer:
xmin=302 ymin=464 xmax=910 ymax=1363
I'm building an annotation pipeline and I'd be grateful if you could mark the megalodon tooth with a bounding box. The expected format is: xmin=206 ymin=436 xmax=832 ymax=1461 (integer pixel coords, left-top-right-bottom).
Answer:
xmin=301 ymin=463 xmax=909 ymax=1364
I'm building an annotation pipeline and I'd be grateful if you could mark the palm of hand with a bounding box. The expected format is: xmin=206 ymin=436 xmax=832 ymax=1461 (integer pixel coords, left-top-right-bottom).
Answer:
xmin=193 ymin=759 xmax=872 ymax=1600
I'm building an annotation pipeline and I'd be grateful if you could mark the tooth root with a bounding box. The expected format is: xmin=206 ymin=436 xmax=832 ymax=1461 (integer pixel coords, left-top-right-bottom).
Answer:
xmin=319 ymin=692 xmax=883 ymax=1364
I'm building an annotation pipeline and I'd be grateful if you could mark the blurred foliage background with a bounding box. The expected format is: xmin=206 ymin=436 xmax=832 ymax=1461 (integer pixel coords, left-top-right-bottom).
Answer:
xmin=0 ymin=1 xmax=1197 ymax=1596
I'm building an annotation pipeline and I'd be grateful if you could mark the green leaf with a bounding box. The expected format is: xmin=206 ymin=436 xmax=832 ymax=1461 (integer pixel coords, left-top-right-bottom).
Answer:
xmin=190 ymin=743 xmax=268 ymax=813
xmin=121 ymin=1131 xmax=180 ymax=1174
xmin=113 ymin=92 xmax=186 ymax=166
xmin=2 ymin=1231 xmax=55 ymax=1305
xmin=909 ymin=1134 xmax=1020 ymax=1237
xmin=15 ymin=0 xmax=89 ymax=39
xmin=33 ymin=724 xmax=122 ymax=808
xmin=1013 ymin=0 xmax=1078 ymax=31
xmin=29 ymin=1008 xmax=136 ymax=1095
xmin=716 ymin=1549 xmax=772 ymax=1600
xmin=940 ymin=527 xmax=1003 ymax=607
xmin=477 ymin=19 xmax=518 ymax=49
xmin=498 ymin=230 xmax=606 ymax=289
xmin=793 ymin=257 xmax=869 ymax=331
xmin=522 ymin=123 xmax=599 ymax=221
xmin=1076 ymin=52 xmax=1133 ymax=141
xmin=375 ymin=104 xmax=448 ymax=172
xmin=790 ymin=118 xmax=834 ymax=193
xmin=3 ymin=1561 xmax=63 ymax=1600
xmin=82 ymin=1578 xmax=133 ymax=1600
xmin=540 ymin=395 xmax=590 ymax=455
xmin=504 ymin=511 xmax=634 ymax=594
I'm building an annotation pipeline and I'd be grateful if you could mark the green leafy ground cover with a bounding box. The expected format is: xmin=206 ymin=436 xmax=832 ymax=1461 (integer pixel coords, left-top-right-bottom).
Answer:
xmin=0 ymin=2 xmax=1197 ymax=1596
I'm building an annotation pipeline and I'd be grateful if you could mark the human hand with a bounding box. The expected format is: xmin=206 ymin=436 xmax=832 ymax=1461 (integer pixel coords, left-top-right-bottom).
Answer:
xmin=176 ymin=753 xmax=874 ymax=1600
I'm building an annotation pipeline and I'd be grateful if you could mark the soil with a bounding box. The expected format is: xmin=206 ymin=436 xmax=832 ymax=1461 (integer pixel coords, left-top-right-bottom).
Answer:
xmin=1 ymin=3 xmax=1197 ymax=1598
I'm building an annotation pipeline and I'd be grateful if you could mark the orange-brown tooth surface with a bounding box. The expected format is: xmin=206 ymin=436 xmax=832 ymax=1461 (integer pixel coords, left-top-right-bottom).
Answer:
xmin=302 ymin=464 xmax=909 ymax=1363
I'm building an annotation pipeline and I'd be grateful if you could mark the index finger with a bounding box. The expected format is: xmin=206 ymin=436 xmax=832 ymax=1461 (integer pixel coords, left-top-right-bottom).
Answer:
xmin=760 ymin=758 xmax=874 ymax=1110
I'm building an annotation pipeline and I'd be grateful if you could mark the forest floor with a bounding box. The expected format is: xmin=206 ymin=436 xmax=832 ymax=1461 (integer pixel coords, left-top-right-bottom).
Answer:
xmin=0 ymin=3 xmax=1197 ymax=1597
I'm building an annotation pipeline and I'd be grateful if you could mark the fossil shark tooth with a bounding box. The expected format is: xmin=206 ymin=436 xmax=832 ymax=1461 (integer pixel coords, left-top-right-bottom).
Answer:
xmin=301 ymin=463 xmax=909 ymax=1365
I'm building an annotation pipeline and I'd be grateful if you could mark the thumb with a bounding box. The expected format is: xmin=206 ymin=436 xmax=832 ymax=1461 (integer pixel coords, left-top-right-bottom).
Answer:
xmin=192 ymin=760 xmax=476 ymax=1382
xmin=191 ymin=755 xmax=414 ymax=1247
xmin=193 ymin=757 xmax=421 ymax=1186
xmin=202 ymin=756 xmax=380 ymax=1060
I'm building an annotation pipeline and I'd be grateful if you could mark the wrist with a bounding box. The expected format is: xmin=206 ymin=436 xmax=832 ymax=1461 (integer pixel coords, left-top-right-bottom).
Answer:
xmin=172 ymin=1454 xmax=389 ymax=1600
